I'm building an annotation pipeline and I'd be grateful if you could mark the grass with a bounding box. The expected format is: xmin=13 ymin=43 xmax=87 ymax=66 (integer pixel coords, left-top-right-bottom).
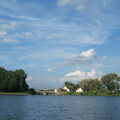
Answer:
xmin=57 ymin=91 xmax=120 ymax=96
xmin=0 ymin=92 xmax=31 ymax=95
xmin=1 ymin=91 xmax=120 ymax=96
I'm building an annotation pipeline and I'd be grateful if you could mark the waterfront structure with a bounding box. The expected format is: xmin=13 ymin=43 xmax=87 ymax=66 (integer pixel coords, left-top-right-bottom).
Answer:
xmin=76 ymin=88 xmax=83 ymax=93
xmin=54 ymin=89 xmax=58 ymax=93
xmin=59 ymin=86 xmax=70 ymax=92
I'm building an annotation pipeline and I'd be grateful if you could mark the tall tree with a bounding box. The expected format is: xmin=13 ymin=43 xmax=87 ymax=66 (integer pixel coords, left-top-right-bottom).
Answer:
xmin=64 ymin=82 xmax=77 ymax=92
xmin=0 ymin=67 xmax=29 ymax=92
xmin=101 ymin=73 xmax=120 ymax=92
xmin=79 ymin=78 xmax=102 ymax=91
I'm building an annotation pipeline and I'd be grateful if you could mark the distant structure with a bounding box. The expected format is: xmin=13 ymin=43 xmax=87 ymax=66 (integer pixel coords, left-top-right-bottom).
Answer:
xmin=54 ymin=89 xmax=58 ymax=93
xmin=34 ymin=86 xmax=58 ymax=95
xmin=59 ymin=85 xmax=70 ymax=92
xmin=76 ymin=88 xmax=83 ymax=93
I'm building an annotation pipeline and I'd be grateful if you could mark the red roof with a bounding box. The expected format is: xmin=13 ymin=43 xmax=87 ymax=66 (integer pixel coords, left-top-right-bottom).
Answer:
xmin=59 ymin=86 xmax=65 ymax=90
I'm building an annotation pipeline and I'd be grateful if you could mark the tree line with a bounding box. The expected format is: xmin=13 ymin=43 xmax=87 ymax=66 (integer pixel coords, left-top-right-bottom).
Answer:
xmin=64 ymin=73 xmax=120 ymax=94
xmin=0 ymin=67 xmax=29 ymax=92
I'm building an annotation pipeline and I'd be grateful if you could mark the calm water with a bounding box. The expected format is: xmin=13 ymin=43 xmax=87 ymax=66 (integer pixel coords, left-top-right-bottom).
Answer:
xmin=0 ymin=95 xmax=120 ymax=120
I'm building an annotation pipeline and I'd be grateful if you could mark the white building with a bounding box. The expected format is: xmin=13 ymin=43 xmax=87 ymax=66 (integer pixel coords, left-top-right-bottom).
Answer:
xmin=60 ymin=86 xmax=70 ymax=92
xmin=76 ymin=88 xmax=83 ymax=93
xmin=54 ymin=89 xmax=58 ymax=93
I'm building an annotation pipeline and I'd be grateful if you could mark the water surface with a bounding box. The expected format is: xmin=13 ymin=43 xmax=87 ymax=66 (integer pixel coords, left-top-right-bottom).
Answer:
xmin=0 ymin=95 xmax=120 ymax=120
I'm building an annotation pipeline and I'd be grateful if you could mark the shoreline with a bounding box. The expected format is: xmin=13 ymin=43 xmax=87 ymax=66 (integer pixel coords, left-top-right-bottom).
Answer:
xmin=0 ymin=92 xmax=31 ymax=96
xmin=0 ymin=92 xmax=120 ymax=96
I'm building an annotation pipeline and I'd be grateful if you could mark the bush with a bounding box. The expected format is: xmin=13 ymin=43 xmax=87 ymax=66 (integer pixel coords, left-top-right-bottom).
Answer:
xmin=28 ymin=88 xmax=37 ymax=95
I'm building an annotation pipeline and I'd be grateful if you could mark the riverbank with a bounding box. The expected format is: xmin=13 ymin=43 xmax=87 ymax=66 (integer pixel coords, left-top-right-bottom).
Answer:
xmin=0 ymin=92 xmax=31 ymax=95
xmin=1 ymin=91 xmax=120 ymax=96
xmin=58 ymin=91 xmax=120 ymax=96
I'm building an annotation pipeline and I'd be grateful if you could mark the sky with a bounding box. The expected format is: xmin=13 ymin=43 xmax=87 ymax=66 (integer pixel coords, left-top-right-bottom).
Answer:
xmin=0 ymin=0 xmax=120 ymax=88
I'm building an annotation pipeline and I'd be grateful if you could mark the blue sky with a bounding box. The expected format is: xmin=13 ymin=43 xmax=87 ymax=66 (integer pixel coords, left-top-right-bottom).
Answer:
xmin=0 ymin=0 xmax=120 ymax=88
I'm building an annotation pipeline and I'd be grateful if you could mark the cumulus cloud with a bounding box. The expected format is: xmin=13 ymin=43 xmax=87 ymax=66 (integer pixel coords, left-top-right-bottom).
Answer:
xmin=61 ymin=69 xmax=103 ymax=82
xmin=60 ymin=49 xmax=98 ymax=66
xmin=1 ymin=38 xmax=20 ymax=44
xmin=57 ymin=0 xmax=86 ymax=11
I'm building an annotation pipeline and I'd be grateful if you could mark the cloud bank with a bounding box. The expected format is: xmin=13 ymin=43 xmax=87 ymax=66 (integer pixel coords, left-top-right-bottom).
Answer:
xmin=57 ymin=0 xmax=86 ymax=11
xmin=61 ymin=69 xmax=103 ymax=83
xmin=60 ymin=48 xmax=103 ymax=66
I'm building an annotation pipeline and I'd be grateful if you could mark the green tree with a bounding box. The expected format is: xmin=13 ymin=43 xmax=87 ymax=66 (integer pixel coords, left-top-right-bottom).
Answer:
xmin=28 ymin=88 xmax=37 ymax=95
xmin=0 ymin=67 xmax=29 ymax=92
xmin=79 ymin=78 xmax=102 ymax=91
xmin=0 ymin=67 xmax=8 ymax=91
xmin=64 ymin=82 xmax=77 ymax=92
xmin=15 ymin=69 xmax=29 ymax=91
xmin=101 ymin=73 xmax=120 ymax=92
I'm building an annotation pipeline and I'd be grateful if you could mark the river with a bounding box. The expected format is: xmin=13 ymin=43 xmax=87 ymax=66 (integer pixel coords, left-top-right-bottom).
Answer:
xmin=0 ymin=95 xmax=120 ymax=120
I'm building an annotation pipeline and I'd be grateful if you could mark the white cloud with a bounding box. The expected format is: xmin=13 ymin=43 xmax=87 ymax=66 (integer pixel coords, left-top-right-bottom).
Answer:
xmin=57 ymin=0 xmax=86 ymax=11
xmin=11 ymin=15 xmax=41 ymax=21
xmin=26 ymin=76 xmax=33 ymax=81
xmin=61 ymin=69 xmax=103 ymax=82
xmin=47 ymin=68 xmax=53 ymax=72
xmin=93 ymin=63 xmax=105 ymax=68
xmin=34 ymin=20 xmax=109 ymax=45
xmin=0 ymin=31 xmax=7 ymax=37
xmin=1 ymin=38 xmax=20 ymax=44
xmin=0 ymin=22 xmax=20 ymax=44
xmin=0 ymin=0 xmax=114 ymax=47
xmin=0 ymin=12 xmax=109 ymax=46
xmin=1 ymin=21 xmax=17 ymax=30
xmin=61 ymin=49 xmax=98 ymax=66
xmin=23 ymin=32 xmax=34 ymax=39
xmin=66 ymin=70 xmax=85 ymax=77
xmin=80 ymin=48 xmax=96 ymax=60
xmin=21 ymin=64 xmax=35 ymax=69
xmin=57 ymin=0 xmax=72 ymax=6
xmin=0 ymin=51 xmax=20 ymax=55
xmin=8 ymin=32 xmax=34 ymax=41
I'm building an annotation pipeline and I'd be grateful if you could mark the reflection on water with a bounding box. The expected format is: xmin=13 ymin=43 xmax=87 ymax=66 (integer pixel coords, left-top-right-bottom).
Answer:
xmin=0 ymin=95 xmax=120 ymax=120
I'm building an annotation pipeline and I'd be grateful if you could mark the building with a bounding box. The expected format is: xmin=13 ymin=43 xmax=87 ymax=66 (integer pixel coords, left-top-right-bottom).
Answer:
xmin=59 ymin=86 xmax=70 ymax=92
xmin=54 ymin=89 xmax=58 ymax=93
xmin=76 ymin=88 xmax=83 ymax=93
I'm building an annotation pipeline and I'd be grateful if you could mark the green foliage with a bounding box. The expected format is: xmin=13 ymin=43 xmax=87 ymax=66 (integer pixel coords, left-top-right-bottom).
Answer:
xmin=63 ymin=73 xmax=120 ymax=96
xmin=101 ymin=73 xmax=120 ymax=92
xmin=79 ymin=78 xmax=102 ymax=92
xmin=64 ymin=92 xmax=71 ymax=96
xmin=0 ymin=67 xmax=29 ymax=92
xmin=28 ymin=88 xmax=37 ymax=95
xmin=82 ymin=91 xmax=95 ymax=96
xmin=64 ymin=82 xmax=78 ymax=92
